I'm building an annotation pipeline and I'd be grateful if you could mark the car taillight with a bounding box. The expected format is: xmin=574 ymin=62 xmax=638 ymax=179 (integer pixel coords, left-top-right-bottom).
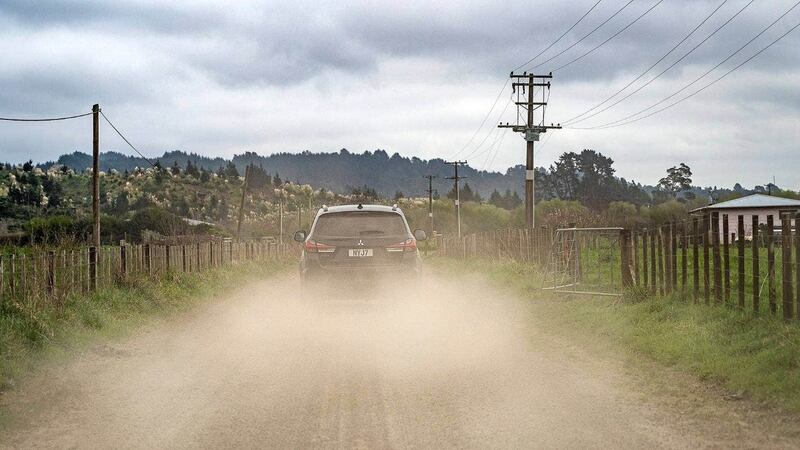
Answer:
xmin=304 ymin=239 xmax=336 ymax=253
xmin=386 ymin=238 xmax=416 ymax=253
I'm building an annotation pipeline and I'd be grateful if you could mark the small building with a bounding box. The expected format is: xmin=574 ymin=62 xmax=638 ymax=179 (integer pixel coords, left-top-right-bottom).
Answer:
xmin=691 ymin=194 xmax=800 ymax=239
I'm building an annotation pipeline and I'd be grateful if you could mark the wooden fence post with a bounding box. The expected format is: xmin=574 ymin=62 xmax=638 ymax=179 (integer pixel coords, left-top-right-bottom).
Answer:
xmin=182 ymin=245 xmax=187 ymax=272
xmin=665 ymin=224 xmax=672 ymax=295
xmin=642 ymin=230 xmax=649 ymax=290
xmin=782 ymin=214 xmax=793 ymax=320
xmin=621 ymin=230 xmax=633 ymax=288
xmin=681 ymin=224 xmax=687 ymax=292
xmin=47 ymin=251 xmax=55 ymax=298
xmin=0 ymin=257 xmax=4 ymax=305
xmin=671 ymin=222 xmax=678 ymax=290
xmin=796 ymin=213 xmax=800 ymax=319
xmin=196 ymin=242 xmax=201 ymax=269
xmin=165 ymin=245 xmax=171 ymax=272
xmin=723 ymin=214 xmax=730 ymax=304
xmin=693 ymin=217 xmax=699 ymax=302
xmin=703 ymin=214 xmax=710 ymax=304
xmin=767 ymin=215 xmax=776 ymax=315
xmin=737 ymin=215 xmax=745 ymax=309
xmin=209 ymin=241 xmax=215 ymax=267
xmin=120 ymin=245 xmax=127 ymax=279
xmin=752 ymin=215 xmax=760 ymax=315
xmin=712 ymin=212 xmax=722 ymax=304
xmin=89 ymin=246 xmax=97 ymax=292
xmin=144 ymin=244 xmax=151 ymax=276
xmin=633 ymin=230 xmax=639 ymax=285
xmin=650 ymin=228 xmax=657 ymax=295
xmin=657 ymin=227 xmax=664 ymax=296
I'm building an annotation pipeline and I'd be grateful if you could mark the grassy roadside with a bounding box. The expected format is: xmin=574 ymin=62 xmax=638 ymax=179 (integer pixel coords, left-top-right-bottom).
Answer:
xmin=0 ymin=259 xmax=293 ymax=395
xmin=430 ymin=257 xmax=800 ymax=412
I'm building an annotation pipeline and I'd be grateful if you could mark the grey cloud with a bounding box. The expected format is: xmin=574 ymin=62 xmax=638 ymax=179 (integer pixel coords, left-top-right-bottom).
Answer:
xmin=3 ymin=1 xmax=798 ymax=88
xmin=0 ymin=0 xmax=799 ymax=188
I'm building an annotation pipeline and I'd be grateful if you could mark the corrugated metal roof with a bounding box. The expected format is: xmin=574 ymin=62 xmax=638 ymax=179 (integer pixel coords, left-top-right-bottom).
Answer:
xmin=692 ymin=193 xmax=800 ymax=212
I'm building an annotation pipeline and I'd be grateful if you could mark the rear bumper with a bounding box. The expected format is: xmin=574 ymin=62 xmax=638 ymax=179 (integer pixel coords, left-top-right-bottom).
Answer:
xmin=300 ymin=256 xmax=420 ymax=279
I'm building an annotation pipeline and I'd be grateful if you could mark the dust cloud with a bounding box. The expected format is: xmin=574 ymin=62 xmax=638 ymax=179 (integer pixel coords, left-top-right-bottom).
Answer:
xmin=0 ymin=270 xmax=778 ymax=448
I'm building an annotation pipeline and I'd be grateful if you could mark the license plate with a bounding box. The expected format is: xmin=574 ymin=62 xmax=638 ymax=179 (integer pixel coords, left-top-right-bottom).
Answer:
xmin=348 ymin=248 xmax=373 ymax=257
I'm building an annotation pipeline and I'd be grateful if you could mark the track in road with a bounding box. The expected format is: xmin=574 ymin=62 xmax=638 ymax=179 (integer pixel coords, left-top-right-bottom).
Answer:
xmin=1 ymin=272 xmax=797 ymax=448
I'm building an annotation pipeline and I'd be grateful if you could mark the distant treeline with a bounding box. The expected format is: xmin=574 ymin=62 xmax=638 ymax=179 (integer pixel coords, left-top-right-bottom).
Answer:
xmin=45 ymin=148 xmax=794 ymax=209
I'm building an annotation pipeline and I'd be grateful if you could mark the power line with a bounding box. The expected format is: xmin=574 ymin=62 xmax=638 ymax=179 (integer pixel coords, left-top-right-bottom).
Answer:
xmin=582 ymin=19 xmax=800 ymax=129
xmin=99 ymin=110 xmax=157 ymax=167
xmin=565 ymin=0 xmax=755 ymax=126
xmin=512 ymin=0 xmax=604 ymax=72
xmin=0 ymin=111 xmax=92 ymax=122
xmin=528 ymin=0 xmax=636 ymax=71
xmin=483 ymin=127 xmax=509 ymax=171
xmin=450 ymin=0 xmax=609 ymax=160
xmin=562 ymin=0 xmax=730 ymax=125
xmin=552 ymin=0 xmax=664 ymax=73
xmin=573 ymin=1 xmax=800 ymax=130
xmin=450 ymin=79 xmax=509 ymax=159
xmin=480 ymin=124 xmax=508 ymax=170
xmin=462 ymin=95 xmax=514 ymax=160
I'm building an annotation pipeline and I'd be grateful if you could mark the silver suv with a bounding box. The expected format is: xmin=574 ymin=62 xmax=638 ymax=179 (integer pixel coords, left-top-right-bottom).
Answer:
xmin=293 ymin=204 xmax=426 ymax=280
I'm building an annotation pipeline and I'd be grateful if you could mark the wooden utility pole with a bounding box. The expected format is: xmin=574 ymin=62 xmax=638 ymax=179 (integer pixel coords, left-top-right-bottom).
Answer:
xmin=236 ymin=165 xmax=250 ymax=242
xmin=498 ymin=72 xmax=560 ymax=229
xmin=445 ymin=161 xmax=467 ymax=238
xmin=91 ymin=104 xmax=100 ymax=249
xmin=424 ymin=175 xmax=437 ymax=235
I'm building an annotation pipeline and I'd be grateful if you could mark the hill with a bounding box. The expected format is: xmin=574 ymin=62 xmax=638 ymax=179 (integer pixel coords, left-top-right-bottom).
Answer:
xmin=51 ymin=149 xmax=526 ymax=199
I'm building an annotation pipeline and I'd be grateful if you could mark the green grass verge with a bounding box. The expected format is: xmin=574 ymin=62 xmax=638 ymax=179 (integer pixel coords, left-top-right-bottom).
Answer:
xmin=0 ymin=259 xmax=293 ymax=395
xmin=431 ymin=257 xmax=800 ymax=412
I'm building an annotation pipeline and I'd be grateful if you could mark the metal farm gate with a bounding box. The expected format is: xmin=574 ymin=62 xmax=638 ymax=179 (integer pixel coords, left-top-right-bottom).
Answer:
xmin=541 ymin=227 xmax=629 ymax=297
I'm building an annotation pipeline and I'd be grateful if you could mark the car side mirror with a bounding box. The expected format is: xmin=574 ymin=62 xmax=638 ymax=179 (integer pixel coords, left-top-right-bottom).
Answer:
xmin=413 ymin=229 xmax=427 ymax=241
xmin=293 ymin=230 xmax=307 ymax=242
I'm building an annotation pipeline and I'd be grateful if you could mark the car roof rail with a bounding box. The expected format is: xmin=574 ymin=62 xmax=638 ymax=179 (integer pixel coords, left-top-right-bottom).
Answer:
xmin=392 ymin=203 xmax=398 ymax=211
xmin=322 ymin=204 xmax=328 ymax=212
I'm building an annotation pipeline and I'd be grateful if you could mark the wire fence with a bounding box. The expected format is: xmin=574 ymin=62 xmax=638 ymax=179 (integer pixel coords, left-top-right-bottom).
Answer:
xmin=436 ymin=227 xmax=553 ymax=264
xmin=631 ymin=211 xmax=798 ymax=318
xmin=436 ymin=211 xmax=800 ymax=319
xmin=0 ymin=238 xmax=295 ymax=311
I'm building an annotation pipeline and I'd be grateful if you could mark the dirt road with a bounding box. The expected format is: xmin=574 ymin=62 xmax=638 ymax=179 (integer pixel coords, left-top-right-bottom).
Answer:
xmin=2 ymin=272 xmax=798 ymax=448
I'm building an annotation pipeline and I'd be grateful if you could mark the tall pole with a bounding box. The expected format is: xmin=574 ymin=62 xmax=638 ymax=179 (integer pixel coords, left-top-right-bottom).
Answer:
xmin=236 ymin=165 xmax=250 ymax=242
xmin=424 ymin=175 xmax=436 ymax=235
xmin=445 ymin=161 xmax=467 ymax=238
xmin=91 ymin=104 xmax=100 ymax=249
xmin=498 ymin=72 xmax=560 ymax=230
xmin=525 ymin=75 xmax=535 ymax=229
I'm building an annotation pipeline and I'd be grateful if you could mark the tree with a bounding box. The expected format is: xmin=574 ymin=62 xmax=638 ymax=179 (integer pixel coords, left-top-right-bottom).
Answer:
xmin=657 ymin=163 xmax=692 ymax=198
xmin=394 ymin=191 xmax=404 ymax=201
xmin=223 ymin=161 xmax=239 ymax=180
xmin=488 ymin=190 xmax=503 ymax=208
xmin=509 ymin=190 xmax=522 ymax=208
xmin=247 ymin=164 xmax=272 ymax=189
xmin=171 ymin=161 xmax=181 ymax=175
xmin=447 ymin=182 xmax=481 ymax=202
xmin=185 ymin=161 xmax=200 ymax=178
xmin=549 ymin=150 xmax=616 ymax=209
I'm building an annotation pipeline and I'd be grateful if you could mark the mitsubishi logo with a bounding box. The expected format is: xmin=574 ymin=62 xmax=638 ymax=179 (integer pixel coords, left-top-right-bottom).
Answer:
xmin=357 ymin=240 xmax=365 ymax=246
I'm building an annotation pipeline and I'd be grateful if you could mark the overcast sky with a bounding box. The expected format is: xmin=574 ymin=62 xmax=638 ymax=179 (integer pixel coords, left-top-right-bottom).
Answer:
xmin=1 ymin=0 xmax=798 ymax=189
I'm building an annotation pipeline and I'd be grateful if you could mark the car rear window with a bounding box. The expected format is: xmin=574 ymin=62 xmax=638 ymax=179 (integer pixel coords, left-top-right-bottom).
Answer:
xmin=312 ymin=211 xmax=408 ymax=238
